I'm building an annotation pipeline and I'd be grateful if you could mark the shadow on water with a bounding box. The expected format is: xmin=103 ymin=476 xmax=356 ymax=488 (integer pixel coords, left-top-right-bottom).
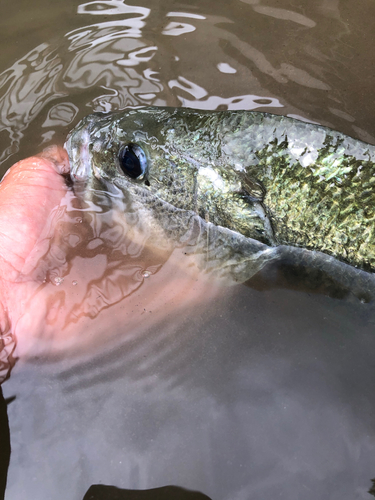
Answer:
xmin=83 ymin=484 xmax=212 ymax=499
xmin=0 ymin=389 xmax=10 ymax=500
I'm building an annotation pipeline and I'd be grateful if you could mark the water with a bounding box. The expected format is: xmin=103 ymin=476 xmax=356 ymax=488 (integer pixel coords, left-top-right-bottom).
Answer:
xmin=1 ymin=0 xmax=375 ymax=499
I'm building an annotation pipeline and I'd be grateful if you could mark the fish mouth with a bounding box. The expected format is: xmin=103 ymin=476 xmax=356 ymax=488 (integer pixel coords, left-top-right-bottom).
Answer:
xmin=65 ymin=111 xmax=123 ymax=184
xmin=65 ymin=127 xmax=92 ymax=183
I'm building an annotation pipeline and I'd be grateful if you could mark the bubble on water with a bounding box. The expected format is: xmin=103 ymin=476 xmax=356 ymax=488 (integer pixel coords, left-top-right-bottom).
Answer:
xmin=72 ymin=280 xmax=78 ymax=286
xmin=53 ymin=277 xmax=64 ymax=286
xmin=142 ymin=271 xmax=151 ymax=278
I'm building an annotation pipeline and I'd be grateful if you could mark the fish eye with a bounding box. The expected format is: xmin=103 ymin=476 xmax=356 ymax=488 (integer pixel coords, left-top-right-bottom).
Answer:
xmin=119 ymin=143 xmax=147 ymax=180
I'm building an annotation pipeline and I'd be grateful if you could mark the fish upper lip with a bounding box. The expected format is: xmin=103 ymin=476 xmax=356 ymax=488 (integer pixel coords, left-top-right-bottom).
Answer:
xmin=65 ymin=125 xmax=92 ymax=183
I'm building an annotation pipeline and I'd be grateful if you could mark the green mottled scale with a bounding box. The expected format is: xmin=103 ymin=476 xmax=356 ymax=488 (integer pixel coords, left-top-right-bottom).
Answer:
xmin=221 ymin=113 xmax=375 ymax=271
xmin=67 ymin=107 xmax=375 ymax=274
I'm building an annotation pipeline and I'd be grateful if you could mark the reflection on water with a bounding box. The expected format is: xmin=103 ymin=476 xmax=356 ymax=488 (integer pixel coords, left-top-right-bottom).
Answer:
xmin=5 ymin=273 xmax=375 ymax=500
xmin=1 ymin=0 xmax=374 ymax=172
xmin=0 ymin=0 xmax=375 ymax=498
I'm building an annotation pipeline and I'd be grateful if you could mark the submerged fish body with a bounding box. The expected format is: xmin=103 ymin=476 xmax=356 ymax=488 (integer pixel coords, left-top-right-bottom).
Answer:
xmin=65 ymin=107 xmax=375 ymax=298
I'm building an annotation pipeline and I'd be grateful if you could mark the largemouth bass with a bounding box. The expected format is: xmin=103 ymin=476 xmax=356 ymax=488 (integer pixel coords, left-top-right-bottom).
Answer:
xmin=1 ymin=108 xmax=375 ymax=383
xmin=65 ymin=107 xmax=375 ymax=301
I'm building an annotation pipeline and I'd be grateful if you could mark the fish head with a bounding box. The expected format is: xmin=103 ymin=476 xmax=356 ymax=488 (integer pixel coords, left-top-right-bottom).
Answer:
xmin=66 ymin=107 xmax=274 ymax=245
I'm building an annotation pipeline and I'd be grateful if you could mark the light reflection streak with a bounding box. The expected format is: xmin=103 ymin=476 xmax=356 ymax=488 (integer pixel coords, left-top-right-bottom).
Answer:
xmin=42 ymin=103 xmax=79 ymax=127
xmin=66 ymin=20 xmax=147 ymax=48
xmin=217 ymin=63 xmax=237 ymax=74
xmin=166 ymin=12 xmax=206 ymax=20
xmin=77 ymin=0 xmax=150 ymax=17
xmin=162 ymin=22 xmax=197 ymax=36
xmin=169 ymin=76 xmax=282 ymax=110
xmin=0 ymin=44 xmax=67 ymax=163
xmin=178 ymin=94 xmax=283 ymax=111
xmin=169 ymin=76 xmax=208 ymax=100
xmin=117 ymin=46 xmax=158 ymax=66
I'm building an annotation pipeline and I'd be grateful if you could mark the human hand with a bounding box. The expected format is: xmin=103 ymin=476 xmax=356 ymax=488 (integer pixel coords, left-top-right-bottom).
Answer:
xmin=0 ymin=147 xmax=70 ymax=379
xmin=0 ymin=147 xmax=224 ymax=379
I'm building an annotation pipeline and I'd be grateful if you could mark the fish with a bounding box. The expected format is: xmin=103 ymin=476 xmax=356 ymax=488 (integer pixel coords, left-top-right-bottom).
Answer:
xmin=65 ymin=107 xmax=375 ymax=302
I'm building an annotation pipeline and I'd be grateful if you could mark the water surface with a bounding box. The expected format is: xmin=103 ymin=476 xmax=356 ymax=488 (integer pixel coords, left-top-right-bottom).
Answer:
xmin=1 ymin=0 xmax=375 ymax=499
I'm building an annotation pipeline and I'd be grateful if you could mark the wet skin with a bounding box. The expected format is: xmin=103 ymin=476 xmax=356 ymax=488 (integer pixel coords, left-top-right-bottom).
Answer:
xmin=0 ymin=148 xmax=70 ymax=291
xmin=0 ymin=148 xmax=70 ymax=375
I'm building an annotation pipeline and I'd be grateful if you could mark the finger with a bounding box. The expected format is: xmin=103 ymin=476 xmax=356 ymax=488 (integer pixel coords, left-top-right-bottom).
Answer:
xmin=37 ymin=145 xmax=70 ymax=175
xmin=0 ymin=149 xmax=71 ymax=278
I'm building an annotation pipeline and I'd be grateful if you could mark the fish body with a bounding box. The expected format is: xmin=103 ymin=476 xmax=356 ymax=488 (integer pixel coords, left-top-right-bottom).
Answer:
xmin=65 ymin=107 xmax=375 ymax=297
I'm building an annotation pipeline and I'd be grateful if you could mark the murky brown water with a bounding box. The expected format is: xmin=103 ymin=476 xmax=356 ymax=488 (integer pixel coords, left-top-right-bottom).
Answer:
xmin=1 ymin=0 xmax=375 ymax=499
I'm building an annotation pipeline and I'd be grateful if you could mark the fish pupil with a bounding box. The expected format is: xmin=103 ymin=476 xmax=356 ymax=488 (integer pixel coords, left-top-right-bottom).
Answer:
xmin=119 ymin=144 xmax=144 ymax=179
